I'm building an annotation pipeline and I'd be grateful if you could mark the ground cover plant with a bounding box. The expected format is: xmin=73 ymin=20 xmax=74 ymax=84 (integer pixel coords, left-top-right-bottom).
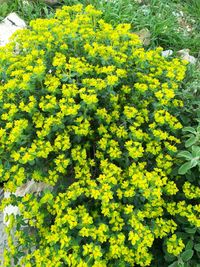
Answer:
xmin=0 ymin=3 xmax=200 ymax=267
xmin=0 ymin=1 xmax=199 ymax=267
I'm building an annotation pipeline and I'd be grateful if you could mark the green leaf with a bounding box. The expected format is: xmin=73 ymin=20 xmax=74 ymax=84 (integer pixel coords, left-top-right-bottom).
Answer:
xmin=165 ymin=252 xmax=176 ymax=262
xmin=168 ymin=261 xmax=179 ymax=267
xmin=176 ymin=217 xmax=188 ymax=225
xmin=185 ymin=136 xmax=197 ymax=147
xmin=194 ymin=244 xmax=200 ymax=252
xmin=176 ymin=232 xmax=190 ymax=240
xmin=185 ymin=240 xmax=194 ymax=250
xmin=182 ymin=127 xmax=196 ymax=134
xmin=181 ymin=249 xmax=194 ymax=261
xmin=191 ymin=146 xmax=200 ymax=157
xmin=178 ymin=162 xmax=192 ymax=175
xmin=184 ymin=227 xmax=197 ymax=234
xmin=29 ymin=160 xmax=35 ymax=166
xmin=177 ymin=151 xmax=192 ymax=160
xmin=168 ymin=261 xmax=185 ymax=267
xmin=190 ymin=158 xmax=199 ymax=168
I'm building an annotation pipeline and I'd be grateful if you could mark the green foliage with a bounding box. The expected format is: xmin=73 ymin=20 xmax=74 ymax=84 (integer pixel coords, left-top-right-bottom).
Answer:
xmin=171 ymin=62 xmax=200 ymax=267
xmin=180 ymin=0 xmax=200 ymax=21
xmin=177 ymin=64 xmax=200 ymax=125
xmin=0 ymin=0 xmax=54 ymax=22
xmin=176 ymin=70 xmax=200 ymax=177
xmin=181 ymin=249 xmax=194 ymax=262
xmin=0 ymin=2 xmax=199 ymax=267
xmin=1 ymin=4 xmax=199 ymax=267
xmin=177 ymin=141 xmax=200 ymax=175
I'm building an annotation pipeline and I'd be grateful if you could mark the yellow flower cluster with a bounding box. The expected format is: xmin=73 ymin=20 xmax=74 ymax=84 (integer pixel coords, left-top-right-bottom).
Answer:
xmin=166 ymin=234 xmax=185 ymax=256
xmin=183 ymin=181 xmax=200 ymax=199
xmin=165 ymin=201 xmax=200 ymax=227
xmin=0 ymin=4 xmax=194 ymax=267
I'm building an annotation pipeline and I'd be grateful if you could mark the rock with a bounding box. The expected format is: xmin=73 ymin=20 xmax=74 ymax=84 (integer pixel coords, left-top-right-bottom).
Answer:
xmin=3 ymin=180 xmax=53 ymax=225
xmin=15 ymin=179 xmax=53 ymax=196
xmin=162 ymin=50 xmax=173 ymax=57
xmin=5 ymin=13 xmax=26 ymax=28
xmin=0 ymin=13 xmax=26 ymax=46
xmin=141 ymin=5 xmax=151 ymax=16
xmin=43 ymin=0 xmax=59 ymax=4
xmin=135 ymin=28 xmax=151 ymax=46
xmin=3 ymin=203 xmax=19 ymax=226
xmin=172 ymin=11 xmax=184 ymax=18
xmin=134 ymin=0 xmax=144 ymax=3
xmin=178 ymin=49 xmax=197 ymax=64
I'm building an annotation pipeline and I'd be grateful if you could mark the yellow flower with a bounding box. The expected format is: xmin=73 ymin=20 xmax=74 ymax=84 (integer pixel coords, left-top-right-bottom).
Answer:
xmin=167 ymin=234 xmax=185 ymax=256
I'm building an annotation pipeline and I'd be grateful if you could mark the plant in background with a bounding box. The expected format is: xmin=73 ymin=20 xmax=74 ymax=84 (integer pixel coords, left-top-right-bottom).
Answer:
xmin=162 ymin=61 xmax=200 ymax=267
xmin=169 ymin=112 xmax=200 ymax=267
xmin=0 ymin=4 xmax=199 ymax=267
xmin=177 ymin=125 xmax=200 ymax=175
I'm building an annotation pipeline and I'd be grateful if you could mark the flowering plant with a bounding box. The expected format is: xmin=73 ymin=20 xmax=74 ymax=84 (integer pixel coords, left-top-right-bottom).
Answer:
xmin=0 ymin=4 xmax=199 ymax=267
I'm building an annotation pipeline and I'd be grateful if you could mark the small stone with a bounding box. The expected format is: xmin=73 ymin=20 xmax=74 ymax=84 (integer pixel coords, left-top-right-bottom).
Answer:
xmin=141 ymin=5 xmax=151 ymax=16
xmin=179 ymin=11 xmax=184 ymax=17
xmin=178 ymin=49 xmax=197 ymax=64
xmin=172 ymin=11 xmax=184 ymax=18
xmin=134 ymin=0 xmax=144 ymax=3
xmin=162 ymin=50 xmax=173 ymax=57
xmin=135 ymin=28 xmax=151 ymax=46
xmin=5 ymin=13 xmax=26 ymax=28
xmin=0 ymin=13 xmax=26 ymax=46
xmin=43 ymin=0 xmax=59 ymax=4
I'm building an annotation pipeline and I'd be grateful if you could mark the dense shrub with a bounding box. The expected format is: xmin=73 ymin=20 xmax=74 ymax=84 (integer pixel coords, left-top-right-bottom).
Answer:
xmin=0 ymin=4 xmax=199 ymax=267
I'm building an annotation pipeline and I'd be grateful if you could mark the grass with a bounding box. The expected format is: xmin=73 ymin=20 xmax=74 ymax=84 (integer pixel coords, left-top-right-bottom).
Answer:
xmin=180 ymin=0 xmax=200 ymax=21
xmin=61 ymin=0 xmax=200 ymax=56
xmin=0 ymin=0 xmax=54 ymax=21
